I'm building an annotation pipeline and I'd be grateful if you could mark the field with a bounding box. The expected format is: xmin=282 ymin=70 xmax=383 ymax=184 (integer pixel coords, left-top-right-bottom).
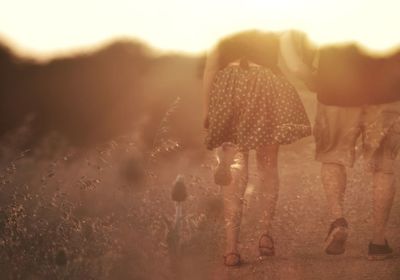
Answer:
xmin=0 ymin=89 xmax=399 ymax=280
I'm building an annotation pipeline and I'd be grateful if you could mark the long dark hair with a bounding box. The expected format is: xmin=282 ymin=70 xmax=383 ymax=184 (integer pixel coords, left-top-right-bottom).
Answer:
xmin=216 ymin=30 xmax=280 ymax=73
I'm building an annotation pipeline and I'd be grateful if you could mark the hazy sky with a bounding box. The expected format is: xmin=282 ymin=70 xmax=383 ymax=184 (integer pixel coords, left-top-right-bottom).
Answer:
xmin=0 ymin=0 xmax=399 ymax=58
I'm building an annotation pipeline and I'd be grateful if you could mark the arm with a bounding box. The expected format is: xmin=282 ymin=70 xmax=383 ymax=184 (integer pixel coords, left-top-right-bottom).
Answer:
xmin=304 ymin=52 xmax=319 ymax=91
xmin=279 ymin=31 xmax=317 ymax=83
xmin=202 ymin=47 xmax=220 ymax=128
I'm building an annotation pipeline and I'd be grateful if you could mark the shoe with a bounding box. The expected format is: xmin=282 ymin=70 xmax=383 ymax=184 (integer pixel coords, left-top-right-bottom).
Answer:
xmin=368 ymin=240 xmax=393 ymax=261
xmin=259 ymin=234 xmax=275 ymax=256
xmin=324 ymin=217 xmax=348 ymax=255
xmin=223 ymin=252 xmax=241 ymax=266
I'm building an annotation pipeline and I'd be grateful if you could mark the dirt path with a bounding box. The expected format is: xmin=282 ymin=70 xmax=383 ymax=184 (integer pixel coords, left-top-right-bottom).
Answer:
xmin=158 ymin=93 xmax=400 ymax=280
xmin=176 ymin=136 xmax=400 ymax=280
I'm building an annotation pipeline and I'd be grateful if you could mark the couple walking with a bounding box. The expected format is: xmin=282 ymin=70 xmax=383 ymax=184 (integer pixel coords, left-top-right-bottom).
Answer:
xmin=203 ymin=30 xmax=399 ymax=266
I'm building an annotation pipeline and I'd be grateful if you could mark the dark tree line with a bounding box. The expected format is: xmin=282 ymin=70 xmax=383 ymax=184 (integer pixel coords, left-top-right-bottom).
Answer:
xmin=0 ymin=37 xmax=398 ymax=153
xmin=0 ymin=40 xmax=205 ymax=152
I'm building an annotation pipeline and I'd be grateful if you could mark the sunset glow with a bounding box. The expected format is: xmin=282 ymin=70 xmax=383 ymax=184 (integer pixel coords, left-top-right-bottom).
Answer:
xmin=0 ymin=0 xmax=399 ymax=58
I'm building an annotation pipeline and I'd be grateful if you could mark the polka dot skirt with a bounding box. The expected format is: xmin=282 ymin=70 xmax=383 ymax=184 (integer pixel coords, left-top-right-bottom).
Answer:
xmin=205 ymin=65 xmax=311 ymax=150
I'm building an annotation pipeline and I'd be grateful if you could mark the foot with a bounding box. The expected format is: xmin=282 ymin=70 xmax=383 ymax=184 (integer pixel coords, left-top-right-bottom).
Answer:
xmin=259 ymin=234 xmax=275 ymax=256
xmin=223 ymin=252 xmax=241 ymax=266
xmin=324 ymin=217 xmax=348 ymax=255
xmin=368 ymin=240 xmax=393 ymax=261
xmin=214 ymin=161 xmax=232 ymax=186
xmin=214 ymin=144 xmax=236 ymax=186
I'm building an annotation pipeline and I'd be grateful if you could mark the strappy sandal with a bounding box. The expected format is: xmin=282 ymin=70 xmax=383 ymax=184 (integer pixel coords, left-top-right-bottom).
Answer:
xmin=258 ymin=234 xmax=275 ymax=256
xmin=223 ymin=252 xmax=241 ymax=266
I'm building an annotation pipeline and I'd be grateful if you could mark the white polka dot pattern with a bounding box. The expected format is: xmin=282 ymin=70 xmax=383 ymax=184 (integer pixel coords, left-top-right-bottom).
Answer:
xmin=205 ymin=65 xmax=311 ymax=150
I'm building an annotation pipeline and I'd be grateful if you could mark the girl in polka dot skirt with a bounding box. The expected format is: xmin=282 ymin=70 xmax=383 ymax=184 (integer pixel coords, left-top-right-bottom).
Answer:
xmin=203 ymin=30 xmax=311 ymax=266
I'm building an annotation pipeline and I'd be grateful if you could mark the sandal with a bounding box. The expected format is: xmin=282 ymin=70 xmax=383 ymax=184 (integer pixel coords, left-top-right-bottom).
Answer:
xmin=259 ymin=234 xmax=275 ymax=256
xmin=223 ymin=252 xmax=241 ymax=266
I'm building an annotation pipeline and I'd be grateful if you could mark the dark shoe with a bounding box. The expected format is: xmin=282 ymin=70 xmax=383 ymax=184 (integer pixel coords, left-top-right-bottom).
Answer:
xmin=324 ymin=217 xmax=348 ymax=255
xmin=368 ymin=240 xmax=393 ymax=261
xmin=259 ymin=234 xmax=275 ymax=256
xmin=223 ymin=252 xmax=241 ymax=266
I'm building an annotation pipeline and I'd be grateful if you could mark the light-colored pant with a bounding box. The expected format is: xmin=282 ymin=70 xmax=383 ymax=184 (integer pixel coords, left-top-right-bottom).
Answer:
xmin=314 ymin=101 xmax=400 ymax=173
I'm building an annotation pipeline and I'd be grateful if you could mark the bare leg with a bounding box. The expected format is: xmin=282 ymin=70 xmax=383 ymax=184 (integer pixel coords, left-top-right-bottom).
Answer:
xmin=256 ymin=145 xmax=279 ymax=251
xmin=321 ymin=162 xmax=349 ymax=254
xmin=372 ymin=171 xmax=395 ymax=245
xmin=321 ymin=163 xmax=347 ymax=220
xmin=221 ymin=151 xmax=249 ymax=262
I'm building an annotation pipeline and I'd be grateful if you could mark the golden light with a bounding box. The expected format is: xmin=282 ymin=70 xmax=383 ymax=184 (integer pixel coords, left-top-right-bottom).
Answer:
xmin=0 ymin=0 xmax=399 ymax=58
